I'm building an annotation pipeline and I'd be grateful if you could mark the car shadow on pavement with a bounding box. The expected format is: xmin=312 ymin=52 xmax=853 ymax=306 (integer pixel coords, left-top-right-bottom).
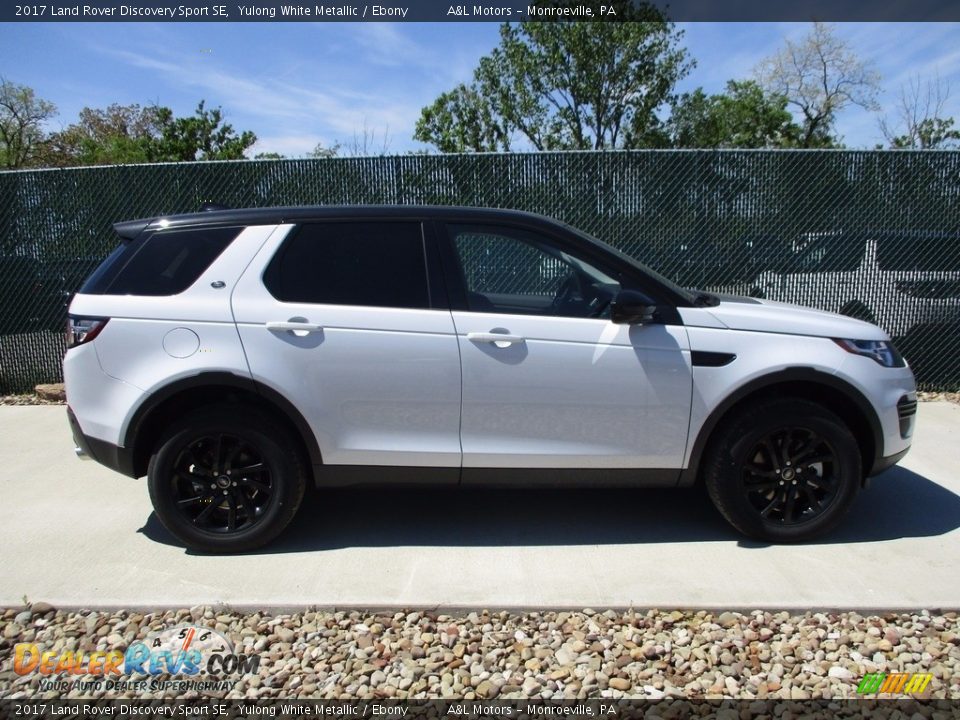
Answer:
xmin=138 ymin=466 xmax=960 ymax=554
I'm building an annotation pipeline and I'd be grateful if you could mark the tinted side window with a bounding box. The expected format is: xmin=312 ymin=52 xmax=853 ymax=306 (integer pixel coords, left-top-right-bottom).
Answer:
xmin=81 ymin=226 xmax=240 ymax=296
xmin=448 ymin=224 xmax=620 ymax=318
xmin=263 ymin=222 xmax=430 ymax=309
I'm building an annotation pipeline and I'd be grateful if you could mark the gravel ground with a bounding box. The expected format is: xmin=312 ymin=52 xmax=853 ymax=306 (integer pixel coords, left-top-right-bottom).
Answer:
xmin=1 ymin=606 xmax=957 ymax=700
xmin=0 ymin=393 xmax=62 ymax=406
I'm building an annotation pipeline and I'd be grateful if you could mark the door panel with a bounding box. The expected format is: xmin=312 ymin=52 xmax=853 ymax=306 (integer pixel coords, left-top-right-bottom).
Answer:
xmin=231 ymin=223 xmax=461 ymax=469
xmin=453 ymin=311 xmax=692 ymax=468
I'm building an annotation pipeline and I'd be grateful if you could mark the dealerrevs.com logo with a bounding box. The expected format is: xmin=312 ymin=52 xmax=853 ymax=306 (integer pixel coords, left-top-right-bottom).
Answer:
xmin=14 ymin=625 xmax=260 ymax=693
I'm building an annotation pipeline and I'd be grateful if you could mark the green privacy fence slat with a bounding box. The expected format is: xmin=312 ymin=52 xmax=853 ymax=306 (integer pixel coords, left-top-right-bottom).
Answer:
xmin=1 ymin=150 xmax=959 ymax=393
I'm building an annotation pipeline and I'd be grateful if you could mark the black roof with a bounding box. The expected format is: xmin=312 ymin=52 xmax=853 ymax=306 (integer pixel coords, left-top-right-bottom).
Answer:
xmin=114 ymin=205 xmax=558 ymax=240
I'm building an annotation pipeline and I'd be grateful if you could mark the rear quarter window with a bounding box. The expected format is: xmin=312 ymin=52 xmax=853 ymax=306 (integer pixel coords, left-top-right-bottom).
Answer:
xmin=80 ymin=226 xmax=241 ymax=296
xmin=262 ymin=222 xmax=430 ymax=309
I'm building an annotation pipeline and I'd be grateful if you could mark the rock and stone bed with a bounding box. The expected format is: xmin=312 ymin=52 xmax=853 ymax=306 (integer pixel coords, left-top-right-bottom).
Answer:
xmin=1 ymin=606 xmax=957 ymax=700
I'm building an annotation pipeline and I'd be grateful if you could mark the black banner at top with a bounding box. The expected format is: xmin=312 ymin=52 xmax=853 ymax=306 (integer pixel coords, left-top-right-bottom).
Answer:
xmin=2 ymin=0 xmax=959 ymax=22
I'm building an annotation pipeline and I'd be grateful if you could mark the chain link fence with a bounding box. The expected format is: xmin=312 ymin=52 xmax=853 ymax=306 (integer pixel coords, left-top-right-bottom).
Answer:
xmin=1 ymin=150 xmax=959 ymax=393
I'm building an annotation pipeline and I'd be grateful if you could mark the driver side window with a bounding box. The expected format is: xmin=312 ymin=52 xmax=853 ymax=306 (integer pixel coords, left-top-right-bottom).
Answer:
xmin=448 ymin=225 xmax=620 ymax=319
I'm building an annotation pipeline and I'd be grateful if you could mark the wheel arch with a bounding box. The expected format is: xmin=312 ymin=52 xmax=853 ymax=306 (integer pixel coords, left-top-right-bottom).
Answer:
xmin=123 ymin=372 xmax=322 ymax=479
xmin=679 ymin=368 xmax=883 ymax=487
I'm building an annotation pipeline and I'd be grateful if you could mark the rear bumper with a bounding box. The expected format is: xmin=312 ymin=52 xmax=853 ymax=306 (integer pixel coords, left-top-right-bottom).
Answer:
xmin=67 ymin=407 xmax=139 ymax=478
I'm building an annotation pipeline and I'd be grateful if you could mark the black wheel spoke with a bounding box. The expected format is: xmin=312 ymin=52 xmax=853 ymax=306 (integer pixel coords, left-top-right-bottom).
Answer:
xmin=760 ymin=487 xmax=786 ymax=517
xmin=234 ymin=462 xmax=266 ymax=474
xmin=745 ymin=479 xmax=780 ymax=491
xmin=789 ymin=437 xmax=820 ymax=464
xmin=177 ymin=496 xmax=206 ymax=507
xmin=224 ymin=441 xmax=243 ymax=473
xmin=213 ymin=435 xmax=225 ymax=473
xmin=237 ymin=490 xmax=257 ymax=520
xmin=783 ymin=485 xmax=797 ymax=523
xmin=780 ymin=429 xmax=793 ymax=465
xmin=194 ymin=501 xmax=217 ymax=525
xmin=745 ymin=464 xmax=779 ymax=479
xmin=762 ymin=438 xmax=782 ymax=472
xmin=239 ymin=477 xmax=270 ymax=492
xmin=226 ymin=494 xmax=237 ymax=532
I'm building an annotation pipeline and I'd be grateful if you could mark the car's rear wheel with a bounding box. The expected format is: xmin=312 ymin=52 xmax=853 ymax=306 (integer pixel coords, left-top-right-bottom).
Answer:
xmin=147 ymin=407 xmax=307 ymax=553
xmin=704 ymin=398 xmax=861 ymax=542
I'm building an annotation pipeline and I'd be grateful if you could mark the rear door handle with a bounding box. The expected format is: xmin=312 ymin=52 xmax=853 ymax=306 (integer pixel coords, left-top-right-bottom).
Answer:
xmin=466 ymin=332 xmax=525 ymax=347
xmin=266 ymin=321 xmax=323 ymax=334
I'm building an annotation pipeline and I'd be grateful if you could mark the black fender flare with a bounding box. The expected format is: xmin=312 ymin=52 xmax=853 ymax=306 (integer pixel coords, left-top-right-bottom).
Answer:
xmin=123 ymin=371 xmax=323 ymax=469
xmin=678 ymin=367 xmax=884 ymax=485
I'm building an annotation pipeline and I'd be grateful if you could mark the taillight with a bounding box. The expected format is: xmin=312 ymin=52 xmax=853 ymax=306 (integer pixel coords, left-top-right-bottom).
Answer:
xmin=66 ymin=316 xmax=109 ymax=349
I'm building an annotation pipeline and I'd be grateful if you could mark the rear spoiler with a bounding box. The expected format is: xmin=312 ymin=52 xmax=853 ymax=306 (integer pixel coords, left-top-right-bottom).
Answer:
xmin=112 ymin=218 xmax=152 ymax=241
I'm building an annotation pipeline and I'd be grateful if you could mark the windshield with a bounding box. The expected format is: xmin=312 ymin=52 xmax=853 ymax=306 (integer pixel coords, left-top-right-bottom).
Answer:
xmin=563 ymin=223 xmax=698 ymax=305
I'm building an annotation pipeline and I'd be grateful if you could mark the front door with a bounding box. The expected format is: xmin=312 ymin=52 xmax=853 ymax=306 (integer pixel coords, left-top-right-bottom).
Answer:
xmin=441 ymin=222 xmax=692 ymax=471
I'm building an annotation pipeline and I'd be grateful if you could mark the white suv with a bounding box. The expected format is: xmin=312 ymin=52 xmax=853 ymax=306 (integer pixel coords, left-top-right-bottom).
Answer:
xmin=64 ymin=206 xmax=917 ymax=552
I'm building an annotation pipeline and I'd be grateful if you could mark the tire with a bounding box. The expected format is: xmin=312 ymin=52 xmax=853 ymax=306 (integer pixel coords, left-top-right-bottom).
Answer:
xmin=703 ymin=398 xmax=861 ymax=542
xmin=147 ymin=406 xmax=307 ymax=553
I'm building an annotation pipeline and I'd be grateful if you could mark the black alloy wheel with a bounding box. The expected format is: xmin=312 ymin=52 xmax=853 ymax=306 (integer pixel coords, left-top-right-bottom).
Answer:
xmin=740 ymin=427 xmax=841 ymax=525
xmin=148 ymin=407 xmax=307 ymax=553
xmin=704 ymin=398 xmax=861 ymax=542
xmin=170 ymin=433 xmax=274 ymax=533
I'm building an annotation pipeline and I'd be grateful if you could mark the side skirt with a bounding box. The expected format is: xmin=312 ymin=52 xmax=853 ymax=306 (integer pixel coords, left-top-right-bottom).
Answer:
xmin=312 ymin=466 xmax=680 ymax=488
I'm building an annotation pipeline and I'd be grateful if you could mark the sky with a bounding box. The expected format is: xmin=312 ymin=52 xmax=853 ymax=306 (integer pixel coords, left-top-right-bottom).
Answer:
xmin=1 ymin=21 xmax=959 ymax=156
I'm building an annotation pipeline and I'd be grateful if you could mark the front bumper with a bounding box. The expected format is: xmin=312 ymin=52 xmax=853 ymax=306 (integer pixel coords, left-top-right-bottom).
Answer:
xmin=868 ymin=446 xmax=911 ymax=477
xmin=67 ymin=407 xmax=139 ymax=478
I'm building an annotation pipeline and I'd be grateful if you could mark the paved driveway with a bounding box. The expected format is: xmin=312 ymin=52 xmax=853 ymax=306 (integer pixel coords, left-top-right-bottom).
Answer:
xmin=1 ymin=403 xmax=958 ymax=610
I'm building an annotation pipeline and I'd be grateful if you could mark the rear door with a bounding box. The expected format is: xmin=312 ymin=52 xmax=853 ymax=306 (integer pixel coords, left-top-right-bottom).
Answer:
xmin=232 ymin=220 xmax=461 ymax=472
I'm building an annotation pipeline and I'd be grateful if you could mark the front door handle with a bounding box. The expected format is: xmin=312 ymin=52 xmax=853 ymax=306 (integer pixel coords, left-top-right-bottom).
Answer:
xmin=467 ymin=332 xmax=525 ymax=348
xmin=266 ymin=321 xmax=323 ymax=335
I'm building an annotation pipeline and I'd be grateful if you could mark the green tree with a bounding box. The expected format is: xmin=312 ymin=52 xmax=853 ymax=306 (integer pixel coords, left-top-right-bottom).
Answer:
xmin=46 ymin=104 xmax=162 ymax=166
xmin=415 ymin=1 xmax=691 ymax=152
xmin=756 ymin=22 xmax=880 ymax=148
xmin=415 ymin=84 xmax=509 ymax=152
xmin=153 ymin=101 xmax=256 ymax=161
xmin=0 ymin=78 xmax=57 ymax=168
xmin=669 ymin=80 xmax=802 ymax=148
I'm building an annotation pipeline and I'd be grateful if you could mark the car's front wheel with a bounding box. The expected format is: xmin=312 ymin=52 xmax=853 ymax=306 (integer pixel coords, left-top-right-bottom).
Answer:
xmin=704 ymin=398 xmax=862 ymax=542
xmin=147 ymin=407 xmax=307 ymax=553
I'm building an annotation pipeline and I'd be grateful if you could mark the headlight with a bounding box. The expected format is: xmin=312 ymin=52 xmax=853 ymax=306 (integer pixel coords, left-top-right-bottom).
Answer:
xmin=832 ymin=338 xmax=906 ymax=368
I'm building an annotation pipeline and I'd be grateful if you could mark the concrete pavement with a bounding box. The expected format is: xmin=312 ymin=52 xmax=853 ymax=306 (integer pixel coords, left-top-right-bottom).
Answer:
xmin=1 ymin=402 xmax=958 ymax=610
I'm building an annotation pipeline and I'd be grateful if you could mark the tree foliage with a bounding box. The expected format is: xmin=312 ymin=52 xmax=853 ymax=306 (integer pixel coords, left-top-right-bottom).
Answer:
xmin=46 ymin=101 xmax=256 ymax=166
xmin=416 ymin=1 xmax=692 ymax=151
xmin=669 ymin=80 xmax=802 ymax=148
xmin=756 ymin=22 xmax=880 ymax=148
xmin=0 ymin=77 xmax=57 ymax=169
xmin=152 ymin=101 xmax=256 ymax=161
xmin=46 ymin=104 xmax=162 ymax=166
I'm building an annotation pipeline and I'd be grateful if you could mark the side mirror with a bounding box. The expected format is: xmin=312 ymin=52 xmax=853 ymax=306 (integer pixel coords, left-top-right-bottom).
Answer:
xmin=611 ymin=289 xmax=657 ymax=325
